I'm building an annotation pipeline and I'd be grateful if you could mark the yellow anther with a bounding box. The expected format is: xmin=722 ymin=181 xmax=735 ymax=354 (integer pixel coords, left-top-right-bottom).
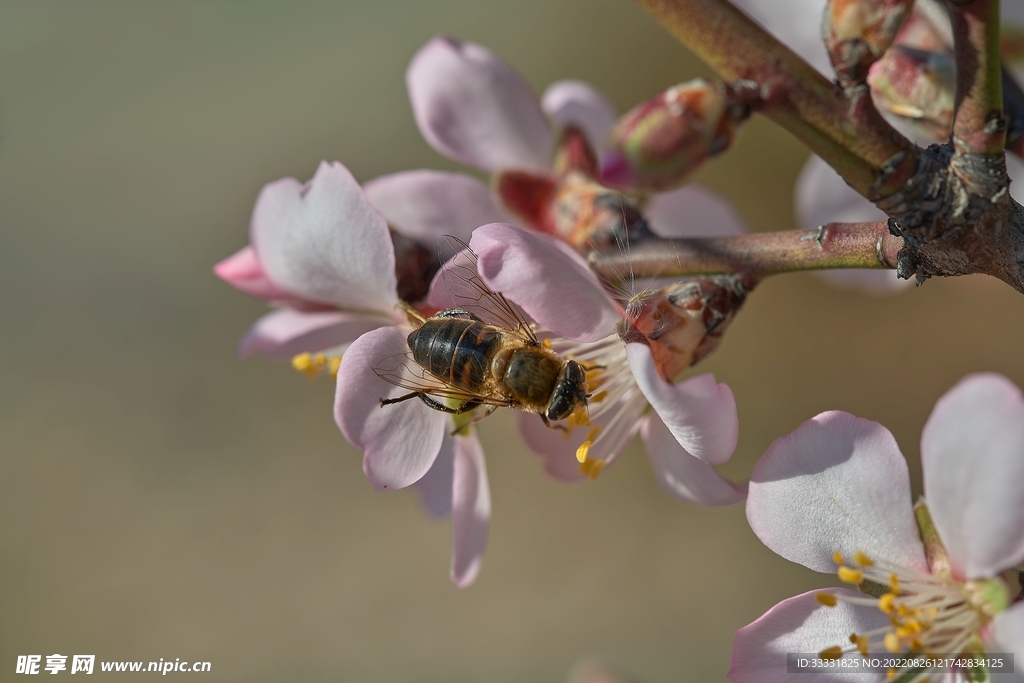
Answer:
xmin=896 ymin=604 xmax=909 ymax=617
xmin=887 ymin=668 xmax=896 ymax=679
xmin=818 ymin=646 xmax=843 ymax=660
xmin=328 ymin=357 xmax=342 ymax=378
xmin=854 ymin=635 xmax=869 ymax=657
xmin=293 ymin=352 xmax=312 ymax=370
xmin=878 ymin=593 xmax=897 ymax=614
xmin=833 ymin=552 xmax=846 ymax=565
xmin=579 ymin=458 xmax=604 ymax=480
xmin=590 ymin=390 xmax=608 ymax=403
xmin=889 ymin=574 xmax=901 ymax=594
xmin=542 ymin=338 xmax=552 ymax=348
xmin=576 ymin=441 xmax=592 ymax=463
xmin=853 ymin=551 xmax=874 ymax=567
xmin=569 ymin=409 xmax=590 ymax=427
xmin=883 ymin=633 xmax=901 ymax=653
xmin=817 ymin=593 xmax=838 ymax=607
xmin=586 ymin=425 xmax=602 ymax=442
xmin=838 ymin=567 xmax=864 ymax=585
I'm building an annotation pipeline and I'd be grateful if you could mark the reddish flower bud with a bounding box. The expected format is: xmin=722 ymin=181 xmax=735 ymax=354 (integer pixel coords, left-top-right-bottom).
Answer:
xmin=599 ymin=79 xmax=752 ymax=193
xmin=823 ymin=0 xmax=915 ymax=87
xmin=618 ymin=275 xmax=746 ymax=383
xmin=867 ymin=44 xmax=954 ymax=140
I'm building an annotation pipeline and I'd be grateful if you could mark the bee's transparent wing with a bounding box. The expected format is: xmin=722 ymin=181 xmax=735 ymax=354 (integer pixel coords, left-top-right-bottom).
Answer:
xmin=374 ymin=351 xmax=517 ymax=408
xmin=437 ymin=235 xmax=538 ymax=344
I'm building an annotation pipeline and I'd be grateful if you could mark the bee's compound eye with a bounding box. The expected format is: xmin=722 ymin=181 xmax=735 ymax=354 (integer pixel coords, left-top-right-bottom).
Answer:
xmin=545 ymin=394 xmax=575 ymax=422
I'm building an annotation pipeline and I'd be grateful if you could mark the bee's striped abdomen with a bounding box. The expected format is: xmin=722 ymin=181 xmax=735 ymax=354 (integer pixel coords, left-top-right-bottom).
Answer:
xmin=408 ymin=319 xmax=502 ymax=391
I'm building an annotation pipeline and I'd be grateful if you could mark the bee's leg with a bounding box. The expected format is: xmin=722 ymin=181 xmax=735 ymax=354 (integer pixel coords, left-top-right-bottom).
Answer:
xmin=434 ymin=308 xmax=482 ymax=322
xmin=449 ymin=405 xmax=499 ymax=436
xmin=380 ymin=392 xmax=420 ymax=407
xmin=414 ymin=393 xmax=483 ymax=415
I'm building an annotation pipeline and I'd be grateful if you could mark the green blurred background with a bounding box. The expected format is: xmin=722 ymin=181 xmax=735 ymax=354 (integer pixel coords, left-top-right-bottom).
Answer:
xmin=2 ymin=1 xmax=1022 ymax=681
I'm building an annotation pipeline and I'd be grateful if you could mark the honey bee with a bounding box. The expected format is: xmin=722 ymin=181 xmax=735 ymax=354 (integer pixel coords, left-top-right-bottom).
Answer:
xmin=375 ymin=237 xmax=591 ymax=427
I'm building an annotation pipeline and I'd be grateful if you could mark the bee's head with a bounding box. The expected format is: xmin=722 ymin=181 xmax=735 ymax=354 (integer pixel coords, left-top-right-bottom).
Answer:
xmin=544 ymin=360 xmax=589 ymax=422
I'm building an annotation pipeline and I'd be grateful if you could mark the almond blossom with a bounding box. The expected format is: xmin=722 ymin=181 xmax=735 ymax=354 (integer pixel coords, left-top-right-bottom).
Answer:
xmin=469 ymin=223 xmax=745 ymax=506
xmin=215 ymin=160 xmax=492 ymax=588
xmin=214 ymin=160 xmax=505 ymax=361
xmin=730 ymin=373 xmax=1024 ymax=683
xmin=406 ymin=35 xmax=747 ymax=248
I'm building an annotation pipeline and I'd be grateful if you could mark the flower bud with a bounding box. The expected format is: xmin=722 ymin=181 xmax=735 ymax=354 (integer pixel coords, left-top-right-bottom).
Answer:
xmin=823 ymin=0 xmax=915 ymax=87
xmin=618 ymin=275 xmax=746 ymax=383
xmin=599 ymin=79 xmax=751 ymax=193
xmin=867 ymin=44 xmax=954 ymax=140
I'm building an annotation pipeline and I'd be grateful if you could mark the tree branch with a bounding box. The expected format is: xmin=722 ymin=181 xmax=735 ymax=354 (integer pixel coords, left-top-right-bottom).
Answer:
xmin=588 ymin=221 xmax=901 ymax=283
xmin=950 ymin=0 xmax=1006 ymax=155
xmin=632 ymin=0 xmax=918 ymax=198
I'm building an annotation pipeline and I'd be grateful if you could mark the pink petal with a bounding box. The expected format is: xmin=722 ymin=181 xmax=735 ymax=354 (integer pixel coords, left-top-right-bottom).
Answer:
xmin=625 ymin=345 xmax=738 ymax=465
xmin=729 ymin=0 xmax=833 ymax=77
xmin=640 ymin=413 xmax=746 ymax=506
xmin=748 ymin=411 xmax=926 ymax=574
xmin=470 ymin=223 xmax=623 ymax=342
xmin=729 ymin=589 xmax=889 ymax=683
xmin=407 ymin=36 xmax=553 ymax=173
xmin=213 ymin=246 xmax=297 ymax=302
xmin=795 ymin=155 xmax=911 ymax=293
xmin=540 ymin=80 xmax=618 ymax=153
xmin=987 ymin=602 xmax=1024 ymax=669
xmin=251 ymin=161 xmax=398 ymax=314
xmin=451 ymin=433 xmax=490 ymax=588
xmin=363 ymin=170 xmax=508 ymax=245
xmin=921 ymin=373 xmax=1024 ymax=578
xmin=644 ymin=184 xmax=748 ymax=238
xmin=334 ymin=326 xmax=446 ymax=491
xmin=238 ymin=308 xmax=390 ymax=359
xmin=415 ymin=433 xmax=455 ymax=518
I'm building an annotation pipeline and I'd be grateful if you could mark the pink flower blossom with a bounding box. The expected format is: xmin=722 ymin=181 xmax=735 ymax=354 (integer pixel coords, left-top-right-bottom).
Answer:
xmin=730 ymin=373 xmax=1024 ymax=683
xmin=406 ymin=35 xmax=748 ymax=244
xmin=216 ymin=160 xmax=494 ymax=587
xmin=213 ymin=161 xmax=402 ymax=358
xmin=469 ymin=223 xmax=745 ymax=505
xmin=214 ymin=161 xmax=507 ymax=360
xmin=335 ymin=324 xmax=490 ymax=588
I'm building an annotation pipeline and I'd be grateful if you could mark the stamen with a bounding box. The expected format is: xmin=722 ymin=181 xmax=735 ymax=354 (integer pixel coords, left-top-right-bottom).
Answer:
xmin=291 ymin=352 xmax=341 ymax=380
xmin=838 ymin=567 xmax=864 ymax=585
xmin=854 ymin=551 xmax=875 ymax=567
xmin=834 ymin=552 xmax=846 ymax=565
xmin=576 ymin=441 xmax=592 ymax=463
xmin=590 ymin=390 xmax=608 ymax=403
xmin=879 ymin=593 xmax=897 ymax=614
xmin=818 ymin=646 xmax=843 ymax=660
xmin=579 ymin=458 xmax=604 ymax=480
xmin=817 ymin=593 xmax=838 ymax=607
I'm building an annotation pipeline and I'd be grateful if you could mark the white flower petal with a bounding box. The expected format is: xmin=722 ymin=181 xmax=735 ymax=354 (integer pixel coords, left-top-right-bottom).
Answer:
xmin=451 ymin=433 xmax=490 ymax=588
xmin=541 ymin=79 xmax=618 ymax=153
xmin=921 ymin=373 xmax=1024 ymax=578
xmin=625 ymin=345 xmax=738 ymax=465
xmin=644 ymin=184 xmax=748 ymax=238
xmin=407 ymin=36 xmax=553 ymax=173
xmin=415 ymin=434 xmax=455 ymax=518
xmin=363 ymin=170 xmax=508 ymax=246
xmin=251 ymin=161 xmax=398 ymax=313
xmin=729 ymin=589 xmax=888 ymax=683
xmin=640 ymin=413 xmax=747 ymax=506
xmin=748 ymin=411 xmax=927 ymax=574
xmin=730 ymin=0 xmax=833 ymax=77
xmin=238 ymin=308 xmax=389 ymax=359
xmin=334 ymin=326 xmax=447 ymax=491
